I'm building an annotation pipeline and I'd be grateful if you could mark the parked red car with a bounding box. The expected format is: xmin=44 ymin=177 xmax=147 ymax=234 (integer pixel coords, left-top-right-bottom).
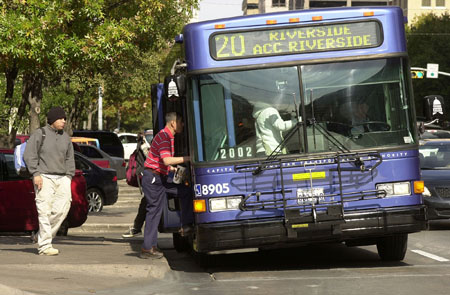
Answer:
xmin=0 ymin=148 xmax=88 ymax=235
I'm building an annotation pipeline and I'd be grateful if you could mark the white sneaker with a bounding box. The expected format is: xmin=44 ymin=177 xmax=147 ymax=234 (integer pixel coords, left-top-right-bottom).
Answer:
xmin=122 ymin=227 xmax=142 ymax=238
xmin=39 ymin=247 xmax=59 ymax=256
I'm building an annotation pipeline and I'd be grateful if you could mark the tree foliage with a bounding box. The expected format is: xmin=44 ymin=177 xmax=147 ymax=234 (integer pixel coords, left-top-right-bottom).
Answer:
xmin=0 ymin=0 xmax=198 ymax=146
xmin=406 ymin=12 xmax=450 ymax=117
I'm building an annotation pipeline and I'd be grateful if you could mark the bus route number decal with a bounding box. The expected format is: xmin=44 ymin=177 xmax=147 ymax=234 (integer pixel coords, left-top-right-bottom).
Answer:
xmin=219 ymin=146 xmax=253 ymax=160
xmin=195 ymin=183 xmax=230 ymax=196
xmin=211 ymin=21 xmax=381 ymax=60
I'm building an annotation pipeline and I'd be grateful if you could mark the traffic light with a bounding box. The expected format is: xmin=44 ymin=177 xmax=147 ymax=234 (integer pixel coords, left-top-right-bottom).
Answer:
xmin=411 ymin=70 xmax=424 ymax=79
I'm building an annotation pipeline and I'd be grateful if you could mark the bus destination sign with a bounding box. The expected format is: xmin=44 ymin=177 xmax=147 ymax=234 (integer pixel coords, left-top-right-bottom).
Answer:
xmin=210 ymin=21 xmax=382 ymax=60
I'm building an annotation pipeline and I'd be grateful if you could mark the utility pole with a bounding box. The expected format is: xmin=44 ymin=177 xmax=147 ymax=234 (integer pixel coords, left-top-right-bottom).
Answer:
xmin=98 ymin=85 xmax=103 ymax=130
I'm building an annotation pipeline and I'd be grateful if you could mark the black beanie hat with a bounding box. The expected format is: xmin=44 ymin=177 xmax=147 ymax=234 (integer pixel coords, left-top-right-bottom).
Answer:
xmin=47 ymin=106 xmax=66 ymax=125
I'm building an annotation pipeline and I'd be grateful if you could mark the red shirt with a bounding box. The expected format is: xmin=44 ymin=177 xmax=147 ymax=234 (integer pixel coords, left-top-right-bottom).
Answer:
xmin=144 ymin=126 xmax=174 ymax=175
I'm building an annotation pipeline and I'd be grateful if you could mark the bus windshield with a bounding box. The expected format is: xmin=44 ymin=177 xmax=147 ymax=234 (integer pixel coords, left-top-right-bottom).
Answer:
xmin=191 ymin=57 xmax=417 ymax=162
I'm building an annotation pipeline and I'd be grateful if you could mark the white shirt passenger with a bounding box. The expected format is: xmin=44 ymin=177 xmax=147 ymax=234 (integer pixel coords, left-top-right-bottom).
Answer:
xmin=252 ymin=105 xmax=298 ymax=156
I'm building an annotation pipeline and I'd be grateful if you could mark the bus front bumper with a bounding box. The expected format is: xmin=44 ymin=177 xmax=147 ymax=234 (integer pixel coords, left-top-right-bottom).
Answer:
xmin=194 ymin=205 xmax=427 ymax=253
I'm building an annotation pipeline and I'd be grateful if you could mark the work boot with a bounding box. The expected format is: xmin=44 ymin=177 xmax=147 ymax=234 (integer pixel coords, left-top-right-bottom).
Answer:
xmin=139 ymin=247 xmax=163 ymax=259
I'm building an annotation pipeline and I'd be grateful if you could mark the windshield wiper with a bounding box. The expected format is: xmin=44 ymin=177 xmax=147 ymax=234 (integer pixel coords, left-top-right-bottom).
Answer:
xmin=252 ymin=121 xmax=303 ymax=175
xmin=309 ymin=119 xmax=350 ymax=153
xmin=309 ymin=119 xmax=368 ymax=170
xmin=252 ymin=118 xmax=366 ymax=175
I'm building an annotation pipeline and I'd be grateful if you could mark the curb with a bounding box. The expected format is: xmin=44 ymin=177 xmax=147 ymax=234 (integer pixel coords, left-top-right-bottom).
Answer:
xmin=0 ymin=284 xmax=37 ymax=295
xmin=70 ymin=223 xmax=132 ymax=234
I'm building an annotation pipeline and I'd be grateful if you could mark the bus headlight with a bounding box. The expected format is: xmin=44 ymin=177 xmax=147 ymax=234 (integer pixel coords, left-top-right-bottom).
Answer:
xmin=209 ymin=196 xmax=242 ymax=212
xmin=376 ymin=182 xmax=411 ymax=197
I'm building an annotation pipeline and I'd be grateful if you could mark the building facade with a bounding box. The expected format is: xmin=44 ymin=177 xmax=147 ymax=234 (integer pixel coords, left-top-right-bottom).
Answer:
xmin=407 ymin=0 xmax=450 ymax=23
xmin=242 ymin=0 xmax=450 ymax=24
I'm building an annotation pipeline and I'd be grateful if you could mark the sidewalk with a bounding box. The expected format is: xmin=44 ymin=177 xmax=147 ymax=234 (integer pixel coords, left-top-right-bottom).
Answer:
xmin=70 ymin=180 xmax=142 ymax=234
xmin=0 ymin=180 xmax=175 ymax=295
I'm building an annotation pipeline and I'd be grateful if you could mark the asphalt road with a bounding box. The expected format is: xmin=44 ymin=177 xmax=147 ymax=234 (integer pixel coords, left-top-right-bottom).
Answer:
xmin=98 ymin=221 xmax=450 ymax=295
xmin=1 ymin=181 xmax=449 ymax=295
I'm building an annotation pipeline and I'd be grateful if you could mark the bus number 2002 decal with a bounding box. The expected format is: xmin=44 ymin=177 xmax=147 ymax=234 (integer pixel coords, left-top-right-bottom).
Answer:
xmin=219 ymin=146 xmax=253 ymax=160
xmin=195 ymin=183 xmax=230 ymax=196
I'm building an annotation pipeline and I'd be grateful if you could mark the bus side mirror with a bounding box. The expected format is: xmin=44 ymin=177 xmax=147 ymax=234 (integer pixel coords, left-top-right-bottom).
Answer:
xmin=164 ymin=75 xmax=186 ymax=101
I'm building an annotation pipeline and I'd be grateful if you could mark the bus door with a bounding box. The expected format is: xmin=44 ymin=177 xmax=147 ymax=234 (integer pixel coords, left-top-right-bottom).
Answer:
xmin=152 ymin=80 xmax=191 ymax=232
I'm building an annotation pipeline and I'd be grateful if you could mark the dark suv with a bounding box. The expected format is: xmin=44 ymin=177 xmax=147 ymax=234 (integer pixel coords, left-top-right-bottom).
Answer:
xmin=72 ymin=130 xmax=124 ymax=158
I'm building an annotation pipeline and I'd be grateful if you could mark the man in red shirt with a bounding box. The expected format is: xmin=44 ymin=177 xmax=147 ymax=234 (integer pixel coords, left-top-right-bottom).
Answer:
xmin=140 ymin=112 xmax=192 ymax=259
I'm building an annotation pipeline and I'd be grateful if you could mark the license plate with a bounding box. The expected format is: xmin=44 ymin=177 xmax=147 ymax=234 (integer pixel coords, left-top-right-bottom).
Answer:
xmin=297 ymin=187 xmax=325 ymax=205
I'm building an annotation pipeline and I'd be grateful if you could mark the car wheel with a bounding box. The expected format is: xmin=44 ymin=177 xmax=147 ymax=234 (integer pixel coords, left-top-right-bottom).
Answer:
xmin=376 ymin=233 xmax=408 ymax=261
xmin=86 ymin=188 xmax=104 ymax=212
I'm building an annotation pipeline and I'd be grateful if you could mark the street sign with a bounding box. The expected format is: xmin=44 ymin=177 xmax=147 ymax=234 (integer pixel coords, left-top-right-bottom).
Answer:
xmin=427 ymin=63 xmax=439 ymax=78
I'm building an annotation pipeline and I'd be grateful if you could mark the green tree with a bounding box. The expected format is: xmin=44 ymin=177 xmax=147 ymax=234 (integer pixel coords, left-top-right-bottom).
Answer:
xmin=406 ymin=12 xmax=450 ymax=118
xmin=0 ymin=0 xmax=198 ymax=147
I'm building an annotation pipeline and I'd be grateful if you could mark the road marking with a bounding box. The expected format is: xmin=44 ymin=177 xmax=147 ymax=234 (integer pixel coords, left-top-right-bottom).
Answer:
xmin=215 ymin=273 xmax=450 ymax=282
xmin=411 ymin=250 xmax=449 ymax=262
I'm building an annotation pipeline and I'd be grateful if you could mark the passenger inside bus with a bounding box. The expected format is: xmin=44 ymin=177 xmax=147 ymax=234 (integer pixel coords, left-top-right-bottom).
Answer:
xmin=252 ymin=102 xmax=298 ymax=156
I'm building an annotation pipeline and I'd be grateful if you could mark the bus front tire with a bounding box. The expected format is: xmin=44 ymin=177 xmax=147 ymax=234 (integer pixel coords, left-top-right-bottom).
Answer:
xmin=376 ymin=233 xmax=408 ymax=261
xmin=173 ymin=232 xmax=190 ymax=252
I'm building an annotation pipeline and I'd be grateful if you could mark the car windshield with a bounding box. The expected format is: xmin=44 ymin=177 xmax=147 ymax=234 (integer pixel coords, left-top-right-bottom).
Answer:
xmin=190 ymin=57 xmax=417 ymax=162
xmin=419 ymin=144 xmax=450 ymax=169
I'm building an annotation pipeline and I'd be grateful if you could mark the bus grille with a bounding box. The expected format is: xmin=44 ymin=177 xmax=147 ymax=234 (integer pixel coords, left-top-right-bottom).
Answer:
xmin=435 ymin=187 xmax=450 ymax=199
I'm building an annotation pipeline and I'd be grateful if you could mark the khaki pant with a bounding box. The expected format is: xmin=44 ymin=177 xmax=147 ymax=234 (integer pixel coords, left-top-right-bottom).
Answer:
xmin=35 ymin=176 xmax=72 ymax=253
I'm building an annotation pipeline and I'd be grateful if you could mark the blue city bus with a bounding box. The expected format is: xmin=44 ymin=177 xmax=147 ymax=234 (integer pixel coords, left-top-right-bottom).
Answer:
xmin=157 ymin=6 xmax=427 ymax=261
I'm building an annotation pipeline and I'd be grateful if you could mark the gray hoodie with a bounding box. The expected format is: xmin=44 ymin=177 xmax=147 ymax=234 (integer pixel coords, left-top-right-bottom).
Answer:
xmin=23 ymin=125 xmax=75 ymax=178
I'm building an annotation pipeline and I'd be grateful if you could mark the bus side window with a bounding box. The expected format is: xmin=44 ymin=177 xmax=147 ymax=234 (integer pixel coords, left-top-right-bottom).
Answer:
xmin=200 ymin=83 xmax=227 ymax=160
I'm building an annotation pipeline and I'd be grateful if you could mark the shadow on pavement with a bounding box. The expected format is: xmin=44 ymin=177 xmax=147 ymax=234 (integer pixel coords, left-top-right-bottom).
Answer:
xmin=163 ymin=242 xmax=409 ymax=274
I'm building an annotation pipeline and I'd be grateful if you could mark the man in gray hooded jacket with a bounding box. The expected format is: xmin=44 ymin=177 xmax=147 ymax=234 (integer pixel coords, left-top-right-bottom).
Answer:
xmin=24 ymin=106 xmax=75 ymax=256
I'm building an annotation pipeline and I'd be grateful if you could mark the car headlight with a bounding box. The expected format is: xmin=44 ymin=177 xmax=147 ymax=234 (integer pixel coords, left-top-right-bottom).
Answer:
xmin=376 ymin=182 xmax=411 ymax=197
xmin=209 ymin=196 xmax=242 ymax=212
xmin=422 ymin=186 xmax=432 ymax=197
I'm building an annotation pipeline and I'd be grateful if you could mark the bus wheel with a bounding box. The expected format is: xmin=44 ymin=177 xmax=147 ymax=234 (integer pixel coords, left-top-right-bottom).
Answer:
xmin=173 ymin=232 xmax=190 ymax=252
xmin=376 ymin=233 xmax=408 ymax=261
